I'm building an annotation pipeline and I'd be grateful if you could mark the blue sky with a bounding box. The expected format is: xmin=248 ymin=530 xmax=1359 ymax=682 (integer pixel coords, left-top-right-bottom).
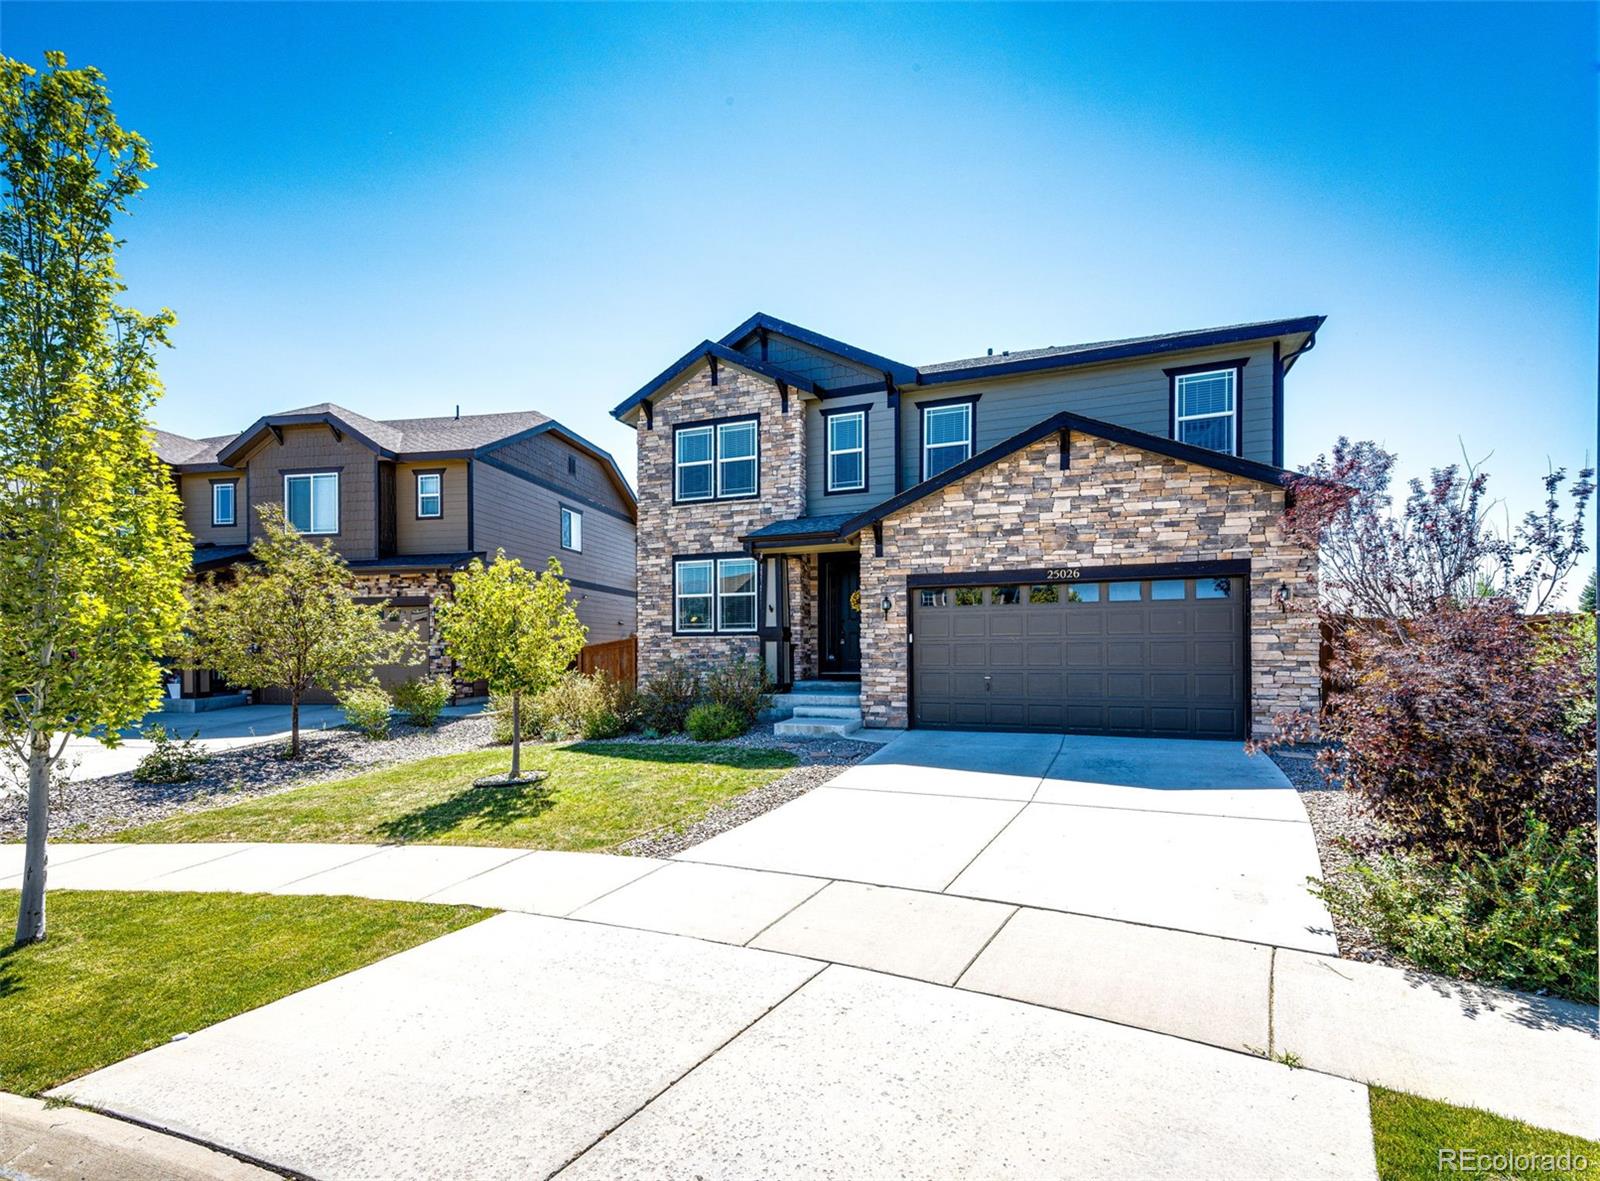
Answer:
xmin=4 ymin=2 xmax=1596 ymax=594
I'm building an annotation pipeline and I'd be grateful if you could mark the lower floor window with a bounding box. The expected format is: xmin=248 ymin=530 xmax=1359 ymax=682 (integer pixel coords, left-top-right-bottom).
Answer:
xmin=675 ymin=556 xmax=758 ymax=633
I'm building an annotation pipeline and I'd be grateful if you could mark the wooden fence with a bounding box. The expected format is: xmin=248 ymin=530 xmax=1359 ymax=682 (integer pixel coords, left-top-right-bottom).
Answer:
xmin=577 ymin=635 xmax=638 ymax=689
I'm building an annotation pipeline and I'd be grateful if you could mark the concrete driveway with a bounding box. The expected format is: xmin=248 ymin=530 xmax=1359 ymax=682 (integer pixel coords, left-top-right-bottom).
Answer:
xmin=682 ymin=730 xmax=1337 ymax=952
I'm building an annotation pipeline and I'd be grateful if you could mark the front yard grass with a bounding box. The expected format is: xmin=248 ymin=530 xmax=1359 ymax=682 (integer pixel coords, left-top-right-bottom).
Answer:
xmin=1370 ymin=1087 xmax=1599 ymax=1180
xmin=0 ymin=889 xmax=488 ymax=1095
xmin=114 ymin=741 xmax=798 ymax=849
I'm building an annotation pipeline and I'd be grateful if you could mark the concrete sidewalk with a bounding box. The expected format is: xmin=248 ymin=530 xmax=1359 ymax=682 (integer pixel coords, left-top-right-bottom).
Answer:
xmin=6 ymin=839 xmax=1595 ymax=1138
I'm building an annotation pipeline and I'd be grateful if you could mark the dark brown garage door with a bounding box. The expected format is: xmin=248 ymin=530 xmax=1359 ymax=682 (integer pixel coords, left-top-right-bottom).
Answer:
xmin=910 ymin=574 xmax=1247 ymax=738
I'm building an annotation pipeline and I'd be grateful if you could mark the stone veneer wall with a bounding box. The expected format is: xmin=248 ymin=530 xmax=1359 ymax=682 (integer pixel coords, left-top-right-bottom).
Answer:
xmin=856 ymin=433 xmax=1320 ymax=735
xmin=635 ymin=365 xmax=806 ymax=683
xmin=351 ymin=569 xmax=465 ymax=695
xmin=787 ymin=553 xmax=819 ymax=680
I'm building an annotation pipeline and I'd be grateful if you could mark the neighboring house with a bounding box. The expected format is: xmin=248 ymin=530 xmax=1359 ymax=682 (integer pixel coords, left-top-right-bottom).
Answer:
xmin=613 ymin=313 xmax=1326 ymax=739
xmin=154 ymin=404 xmax=636 ymax=702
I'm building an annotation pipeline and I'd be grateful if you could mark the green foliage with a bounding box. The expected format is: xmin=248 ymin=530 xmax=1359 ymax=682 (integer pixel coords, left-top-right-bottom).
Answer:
xmin=1314 ymin=817 xmax=1597 ymax=1003
xmin=339 ymin=684 xmax=393 ymax=740
xmin=1580 ymin=569 xmax=1596 ymax=613
xmin=637 ymin=659 xmax=700 ymax=734
xmin=489 ymin=689 xmax=540 ymax=745
xmin=131 ymin=724 xmax=208 ymax=785
xmin=392 ymin=675 xmax=451 ymax=727
xmin=534 ymin=672 xmax=633 ymax=741
xmin=703 ymin=654 xmax=772 ymax=727
xmin=686 ymin=702 xmax=748 ymax=742
xmin=185 ymin=506 xmax=412 ymax=757
xmin=1 ymin=52 xmax=192 ymax=942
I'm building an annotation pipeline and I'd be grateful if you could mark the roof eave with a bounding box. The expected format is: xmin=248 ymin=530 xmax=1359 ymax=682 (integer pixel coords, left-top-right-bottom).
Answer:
xmin=611 ymin=340 xmax=819 ymax=422
xmin=718 ymin=313 xmax=918 ymax=385
xmin=216 ymin=412 xmax=397 ymax=465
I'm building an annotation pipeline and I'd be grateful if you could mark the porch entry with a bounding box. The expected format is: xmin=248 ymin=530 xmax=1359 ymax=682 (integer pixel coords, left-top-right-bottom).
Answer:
xmin=818 ymin=552 xmax=861 ymax=678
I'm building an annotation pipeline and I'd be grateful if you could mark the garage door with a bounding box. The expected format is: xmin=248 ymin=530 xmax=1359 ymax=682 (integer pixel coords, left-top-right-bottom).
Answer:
xmin=910 ymin=572 xmax=1247 ymax=738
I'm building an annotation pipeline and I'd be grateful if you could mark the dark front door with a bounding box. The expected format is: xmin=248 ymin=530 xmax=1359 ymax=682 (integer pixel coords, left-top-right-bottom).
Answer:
xmin=818 ymin=552 xmax=861 ymax=676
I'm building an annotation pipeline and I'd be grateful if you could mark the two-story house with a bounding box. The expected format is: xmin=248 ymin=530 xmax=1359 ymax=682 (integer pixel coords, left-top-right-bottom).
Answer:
xmin=613 ymin=314 xmax=1325 ymax=739
xmin=155 ymin=403 xmax=636 ymax=702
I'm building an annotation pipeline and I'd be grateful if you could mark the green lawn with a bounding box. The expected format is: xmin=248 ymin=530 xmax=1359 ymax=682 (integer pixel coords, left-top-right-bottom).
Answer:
xmin=1371 ymin=1087 xmax=1598 ymax=1180
xmin=116 ymin=741 xmax=798 ymax=849
xmin=0 ymin=889 xmax=487 ymax=1095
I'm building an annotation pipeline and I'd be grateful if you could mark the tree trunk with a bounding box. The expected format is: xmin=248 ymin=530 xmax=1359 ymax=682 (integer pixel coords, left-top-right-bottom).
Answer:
xmin=510 ymin=692 xmax=522 ymax=781
xmin=13 ymin=730 xmax=52 ymax=947
xmin=290 ymin=692 xmax=301 ymax=759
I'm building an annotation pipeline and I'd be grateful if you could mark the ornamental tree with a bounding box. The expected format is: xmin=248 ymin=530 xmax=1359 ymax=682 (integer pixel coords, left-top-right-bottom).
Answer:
xmin=0 ymin=53 xmax=192 ymax=947
xmin=437 ymin=553 xmax=586 ymax=782
xmin=186 ymin=505 xmax=414 ymax=758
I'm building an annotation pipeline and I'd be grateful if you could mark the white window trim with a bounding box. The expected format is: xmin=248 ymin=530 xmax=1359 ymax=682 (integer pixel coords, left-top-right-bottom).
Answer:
xmin=560 ymin=505 xmax=583 ymax=552
xmin=715 ymin=556 xmax=758 ymax=633
xmin=921 ymin=403 xmax=973 ymax=480
xmin=825 ymin=410 xmax=867 ymax=493
xmin=416 ymin=472 xmax=442 ymax=519
xmin=674 ymin=426 xmax=715 ymax=502
xmin=1173 ymin=368 xmax=1238 ymax=456
xmin=674 ymin=558 xmax=715 ymax=633
xmin=283 ymin=471 xmax=338 ymax=535
xmin=211 ymin=481 xmax=236 ymax=527
xmin=714 ymin=420 xmax=759 ymax=500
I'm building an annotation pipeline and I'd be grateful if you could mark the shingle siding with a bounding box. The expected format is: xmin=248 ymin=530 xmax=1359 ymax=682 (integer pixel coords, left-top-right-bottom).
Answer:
xmin=240 ymin=424 xmax=380 ymax=560
xmin=179 ymin=473 xmax=246 ymax=546
xmin=395 ymin=459 xmax=469 ymax=554
xmin=484 ymin=433 xmax=632 ymax=517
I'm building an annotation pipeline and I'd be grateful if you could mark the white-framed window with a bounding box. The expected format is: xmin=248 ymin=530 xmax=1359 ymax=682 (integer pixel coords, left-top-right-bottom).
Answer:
xmin=675 ymin=425 xmax=714 ymax=501
xmin=825 ymin=409 xmax=867 ymax=493
xmin=211 ymin=480 xmax=236 ymax=527
xmin=283 ymin=471 xmax=338 ymax=534
xmin=674 ymin=556 xmax=758 ymax=633
xmin=560 ymin=505 xmax=582 ymax=552
xmin=674 ymin=559 xmax=715 ymax=632
xmin=416 ymin=471 xmax=442 ymax=518
xmin=716 ymin=420 xmax=758 ymax=498
xmin=922 ymin=402 xmax=973 ymax=479
xmin=1174 ymin=369 xmax=1237 ymax=455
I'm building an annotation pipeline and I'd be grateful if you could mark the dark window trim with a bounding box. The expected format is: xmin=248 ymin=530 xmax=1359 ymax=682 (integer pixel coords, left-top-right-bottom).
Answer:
xmin=559 ymin=503 xmax=583 ymax=552
xmin=209 ymin=477 xmax=239 ymax=528
xmin=671 ymin=414 xmax=760 ymax=505
xmin=672 ymin=552 xmax=761 ymax=636
xmin=917 ymin=394 xmax=981 ymax=483
xmin=1165 ymin=357 xmax=1248 ymax=459
xmin=281 ymin=469 xmax=342 ymax=537
xmin=413 ymin=467 xmax=445 ymax=520
xmin=820 ymin=402 xmax=872 ymax=496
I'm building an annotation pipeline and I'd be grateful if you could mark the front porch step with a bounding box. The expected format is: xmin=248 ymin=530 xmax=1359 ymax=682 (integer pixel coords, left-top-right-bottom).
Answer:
xmin=772 ymin=692 xmax=862 ymax=711
xmin=789 ymin=680 xmax=861 ymax=695
xmin=788 ymin=705 xmax=863 ymax=722
xmin=773 ymin=716 xmax=863 ymax=739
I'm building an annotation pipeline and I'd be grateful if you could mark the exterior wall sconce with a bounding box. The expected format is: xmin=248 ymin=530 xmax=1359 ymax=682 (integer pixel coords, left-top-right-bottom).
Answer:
xmin=880 ymin=594 xmax=893 ymax=615
xmin=1275 ymin=583 xmax=1292 ymax=612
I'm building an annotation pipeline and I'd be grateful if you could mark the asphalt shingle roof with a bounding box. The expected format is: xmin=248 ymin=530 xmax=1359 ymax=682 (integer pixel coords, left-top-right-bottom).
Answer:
xmin=919 ymin=318 xmax=1321 ymax=375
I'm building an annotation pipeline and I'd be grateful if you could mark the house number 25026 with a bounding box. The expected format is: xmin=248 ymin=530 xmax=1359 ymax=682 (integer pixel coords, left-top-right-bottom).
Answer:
xmin=1043 ymin=567 xmax=1082 ymax=581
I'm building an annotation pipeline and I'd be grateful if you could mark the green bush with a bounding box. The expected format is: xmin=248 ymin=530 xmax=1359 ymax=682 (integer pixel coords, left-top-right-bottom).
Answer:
xmin=1314 ymin=817 xmax=1597 ymax=1003
xmin=133 ymin=724 xmax=210 ymax=784
xmin=339 ymin=684 xmax=393 ymax=740
xmin=392 ymin=675 xmax=452 ymax=727
xmin=638 ymin=659 xmax=700 ymax=734
xmin=686 ymin=701 xmax=748 ymax=742
xmin=703 ymin=654 xmax=772 ymax=727
xmin=489 ymin=690 xmax=542 ymax=745
xmin=533 ymin=671 xmax=633 ymax=741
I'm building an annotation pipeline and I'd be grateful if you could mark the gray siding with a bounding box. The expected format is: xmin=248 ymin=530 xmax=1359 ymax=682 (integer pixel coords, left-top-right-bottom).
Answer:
xmin=471 ymin=460 xmax=637 ymax=642
xmin=395 ymin=459 xmax=469 ymax=554
xmin=897 ymin=342 xmax=1276 ymax=489
xmin=484 ymin=432 xmax=632 ymax=516
xmin=737 ymin=335 xmax=881 ymax=388
xmin=803 ymin=390 xmax=897 ymax=516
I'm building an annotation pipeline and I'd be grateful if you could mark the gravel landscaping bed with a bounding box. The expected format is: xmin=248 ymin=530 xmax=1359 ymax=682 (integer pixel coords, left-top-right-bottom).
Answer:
xmin=617 ymin=722 xmax=878 ymax=858
xmin=0 ymin=715 xmax=498 ymax=841
xmin=1268 ymin=744 xmax=1398 ymax=967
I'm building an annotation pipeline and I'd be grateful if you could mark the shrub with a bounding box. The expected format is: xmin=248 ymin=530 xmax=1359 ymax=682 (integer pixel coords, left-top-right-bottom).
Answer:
xmin=133 ymin=724 xmax=210 ymax=784
xmin=339 ymin=684 xmax=393 ymax=740
xmin=489 ymin=689 xmax=541 ymax=745
xmin=1314 ymin=818 xmax=1597 ymax=1003
xmin=638 ymin=659 xmax=700 ymax=734
xmin=392 ymin=675 xmax=452 ymax=727
xmin=686 ymin=702 xmax=748 ymax=742
xmin=533 ymin=671 xmax=634 ymax=741
xmin=703 ymin=654 xmax=772 ymax=727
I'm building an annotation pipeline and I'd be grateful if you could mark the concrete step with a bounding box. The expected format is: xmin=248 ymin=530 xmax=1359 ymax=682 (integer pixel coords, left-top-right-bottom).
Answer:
xmin=771 ymin=692 xmax=863 ymax=711
xmin=789 ymin=705 xmax=864 ymax=722
xmin=789 ymin=680 xmax=862 ymax=695
xmin=773 ymin=717 xmax=863 ymax=739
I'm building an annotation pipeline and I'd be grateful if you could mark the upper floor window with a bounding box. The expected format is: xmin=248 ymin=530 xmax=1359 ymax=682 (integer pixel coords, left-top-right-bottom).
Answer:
xmin=922 ymin=401 xmax=974 ymax=480
xmin=284 ymin=471 xmax=338 ymax=534
xmin=674 ymin=417 xmax=758 ymax=502
xmin=416 ymin=471 xmax=442 ymax=519
xmin=674 ymin=555 xmax=757 ymax=634
xmin=211 ymin=479 xmax=237 ymax=527
xmin=824 ymin=408 xmax=867 ymax=494
xmin=1172 ymin=367 xmax=1239 ymax=455
xmin=560 ymin=505 xmax=582 ymax=552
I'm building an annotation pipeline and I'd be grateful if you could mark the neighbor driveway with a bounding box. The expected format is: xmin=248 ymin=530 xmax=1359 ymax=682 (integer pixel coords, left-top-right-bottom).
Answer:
xmin=681 ymin=730 xmax=1337 ymax=952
